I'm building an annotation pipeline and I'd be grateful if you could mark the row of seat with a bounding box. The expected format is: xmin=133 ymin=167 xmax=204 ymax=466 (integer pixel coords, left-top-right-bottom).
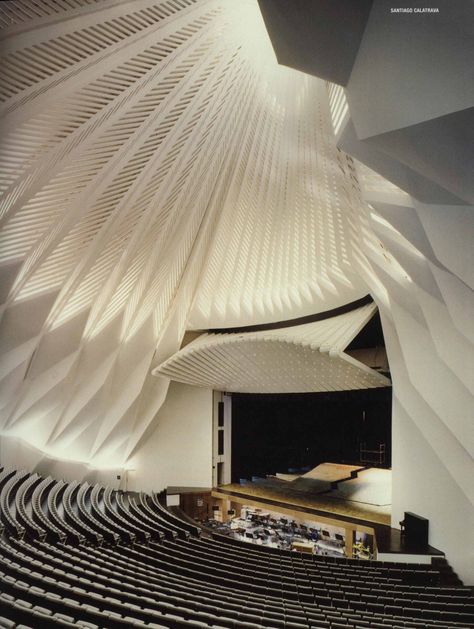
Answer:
xmin=0 ymin=467 xmax=472 ymax=629
xmin=0 ymin=537 xmax=471 ymax=629
xmin=0 ymin=472 xmax=26 ymax=540
xmin=15 ymin=473 xmax=46 ymax=543
xmin=151 ymin=493 xmax=200 ymax=538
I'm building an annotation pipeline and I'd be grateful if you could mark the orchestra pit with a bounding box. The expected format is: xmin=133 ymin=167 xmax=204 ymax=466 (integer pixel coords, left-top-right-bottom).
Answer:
xmin=0 ymin=0 xmax=473 ymax=628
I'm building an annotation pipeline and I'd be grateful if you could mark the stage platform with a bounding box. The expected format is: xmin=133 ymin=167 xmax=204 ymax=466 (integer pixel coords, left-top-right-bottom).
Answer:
xmin=326 ymin=467 xmax=392 ymax=507
xmin=302 ymin=462 xmax=363 ymax=482
xmin=218 ymin=478 xmax=391 ymax=527
xmin=231 ymin=463 xmax=392 ymax=524
xmin=276 ymin=462 xmax=363 ymax=485
xmin=213 ymin=482 xmax=444 ymax=560
xmin=275 ymin=473 xmax=300 ymax=481
xmin=169 ymin=481 xmax=445 ymax=561
xmin=282 ymin=462 xmax=367 ymax=496
xmin=375 ymin=525 xmax=444 ymax=559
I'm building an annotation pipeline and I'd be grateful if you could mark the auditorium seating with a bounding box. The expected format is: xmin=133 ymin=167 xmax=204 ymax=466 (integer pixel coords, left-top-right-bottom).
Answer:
xmin=0 ymin=468 xmax=472 ymax=628
xmin=102 ymin=488 xmax=143 ymax=543
xmin=15 ymin=474 xmax=46 ymax=543
xmin=31 ymin=478 xmax=67 ymax=544
xmin=89 ymin=486 xmax=135 ymax=545
xmin=151 ymin=493 xmax=200 ymax=538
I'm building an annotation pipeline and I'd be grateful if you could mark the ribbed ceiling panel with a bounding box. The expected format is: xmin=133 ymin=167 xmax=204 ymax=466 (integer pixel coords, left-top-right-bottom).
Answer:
xmin=0 ymin=0 xmax=367 ymax=466
xmin=155 ymin=304 xmax=390 ymax=393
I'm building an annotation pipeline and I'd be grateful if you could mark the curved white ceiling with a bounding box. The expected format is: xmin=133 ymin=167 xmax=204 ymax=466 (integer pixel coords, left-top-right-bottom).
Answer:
xmin=0 ymin=0 xmax=367 ymax=466
xmin=155 ymin=303 xmax=390 ymax=393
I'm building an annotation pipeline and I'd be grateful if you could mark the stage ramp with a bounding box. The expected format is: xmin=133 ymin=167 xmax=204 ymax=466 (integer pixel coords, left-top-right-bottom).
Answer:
xmin=273 ymin=463 xmax=391 ymax=509
xmin=327 ymin=467 xmax=392 ymax=507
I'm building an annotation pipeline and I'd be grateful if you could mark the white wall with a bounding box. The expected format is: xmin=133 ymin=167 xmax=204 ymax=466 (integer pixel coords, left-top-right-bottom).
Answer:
xmin=362 ymin=196 xmax=474 ymax=586
xmin=325 ymin=69 xmax=474 ymax=585
xmin=391 ymin=396 xmax=474 ymax=582
xmin=380 ymin=301 xmax=474 ymax=584
xmin=126 ymin=381 xmax=213 ymax=493
xmin=0 ymin=433 xmax=122 ymax=487
xmin=356 ymin=195 xmax=474 ymax=585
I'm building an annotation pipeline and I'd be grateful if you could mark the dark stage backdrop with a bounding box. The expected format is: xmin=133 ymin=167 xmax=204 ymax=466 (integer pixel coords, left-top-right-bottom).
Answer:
xmin=231 ymin=387 xmax=392 ymax=482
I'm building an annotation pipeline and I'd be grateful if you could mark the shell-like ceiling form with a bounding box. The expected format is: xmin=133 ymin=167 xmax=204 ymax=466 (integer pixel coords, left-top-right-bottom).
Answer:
xmin=0 ymin=0 xmax=366 ymax=467
xmin=155 ymin=304 xmax=390 ymax=393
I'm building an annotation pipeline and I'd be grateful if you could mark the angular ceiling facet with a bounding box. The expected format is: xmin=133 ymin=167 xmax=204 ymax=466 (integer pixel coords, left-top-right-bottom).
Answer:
xmin=0 ymin=0 xmax=367 ymax=466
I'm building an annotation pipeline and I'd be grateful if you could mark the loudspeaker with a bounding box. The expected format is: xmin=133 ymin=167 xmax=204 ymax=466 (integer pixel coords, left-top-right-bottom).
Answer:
xmin=404 ymin=511 xmax=429 ymax=546
xmin=218 ymin=401 xmax=224 ymax=427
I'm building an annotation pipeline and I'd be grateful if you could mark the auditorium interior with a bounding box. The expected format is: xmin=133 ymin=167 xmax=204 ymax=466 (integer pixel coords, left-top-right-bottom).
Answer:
xmin=0 ymin=0 xmax=473 ymax=628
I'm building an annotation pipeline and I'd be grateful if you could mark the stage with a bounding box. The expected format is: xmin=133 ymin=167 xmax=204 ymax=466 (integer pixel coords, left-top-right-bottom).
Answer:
xmin=212 ymin=463 xmax=444 ymax=560
xmin=224 ymin=463 xmax=392 ymax=526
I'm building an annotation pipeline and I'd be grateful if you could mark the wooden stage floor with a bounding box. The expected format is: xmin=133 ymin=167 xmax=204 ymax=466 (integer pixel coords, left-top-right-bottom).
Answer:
xmin=218 ymin=479 xmax=391 ymax=527
xmin=302 ymin=462 xmax=363 ymax=482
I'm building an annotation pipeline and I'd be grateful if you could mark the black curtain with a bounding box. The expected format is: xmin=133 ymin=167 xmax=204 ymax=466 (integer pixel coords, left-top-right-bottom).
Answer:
xmin=231 ymin=387 xmax=391 ymax=482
